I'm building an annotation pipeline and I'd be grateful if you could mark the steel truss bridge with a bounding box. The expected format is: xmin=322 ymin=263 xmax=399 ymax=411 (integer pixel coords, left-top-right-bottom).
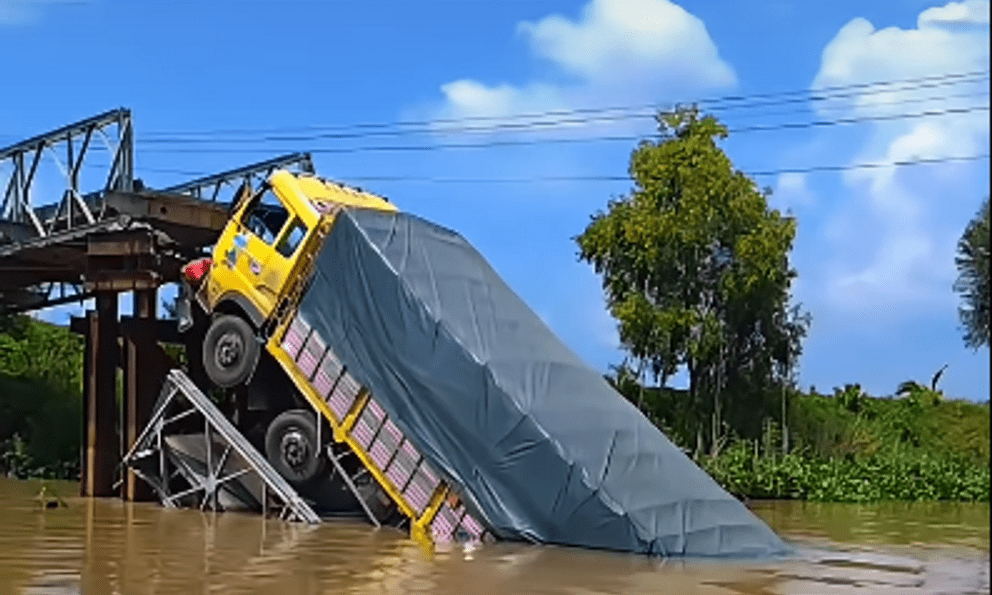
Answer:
xmin=0 ymin=108 xmax=315 ymax=313
xmin=0 ymin=108 xmax=320 ymax=501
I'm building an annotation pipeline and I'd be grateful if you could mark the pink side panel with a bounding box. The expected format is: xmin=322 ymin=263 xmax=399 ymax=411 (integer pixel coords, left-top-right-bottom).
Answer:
xmin=404 ymin=483 xmax=428 ymax=513
xmin=366 ymin=399 xmax=385 ymax=421
xmin=352 ymin=418 xmax=375 ymax=448
xmin=328 ymin=392 xmax=351 ymax=420
xmin=297 ymin=351 xmax=318 ymax=378
xmin=281 ymin=329 xmax=304 ymax=358
xmin=312 ymin=370 xmax=335 ymax=397
xmin=460 ymin=514 xmax=483 ymax=538
xmin=369 ymin=440 xmax=394 ymax=469
xmin=282 ymin=315 xmax=310 ymax=359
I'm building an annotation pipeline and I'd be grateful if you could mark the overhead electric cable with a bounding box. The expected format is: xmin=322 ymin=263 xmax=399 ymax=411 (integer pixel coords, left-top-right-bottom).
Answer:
xmin=1 ymin=72 xmax=985 ymax=149
xmin=138 ymin=88 xmax=990 ymax=144
xmin=138 ymin=70 xmax=989 ymax=138
xmin=133 ymin=154 xmax=990 ymax=184
xmin=136 ymin=105 xmax=991 ymax=155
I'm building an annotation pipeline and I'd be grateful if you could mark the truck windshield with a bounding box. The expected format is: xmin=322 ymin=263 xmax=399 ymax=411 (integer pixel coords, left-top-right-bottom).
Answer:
xmin=243 ymin=188 xmax=289 ymax=244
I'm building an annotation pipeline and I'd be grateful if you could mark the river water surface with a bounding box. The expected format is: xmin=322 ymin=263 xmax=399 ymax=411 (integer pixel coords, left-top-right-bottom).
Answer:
xmin=0 ymin=477 xmax=987 ymax=594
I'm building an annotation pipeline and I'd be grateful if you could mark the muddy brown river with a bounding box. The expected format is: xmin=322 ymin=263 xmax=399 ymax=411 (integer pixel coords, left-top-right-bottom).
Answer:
xmin=0 ymin=478 xmax=987 ymax=594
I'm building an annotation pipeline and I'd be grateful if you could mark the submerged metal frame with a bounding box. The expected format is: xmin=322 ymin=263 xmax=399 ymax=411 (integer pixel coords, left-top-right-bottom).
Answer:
xmin=326 ymin=442 xmax=381 ymax=528
xmin=122 ymin=369 xmax=321 ymax=523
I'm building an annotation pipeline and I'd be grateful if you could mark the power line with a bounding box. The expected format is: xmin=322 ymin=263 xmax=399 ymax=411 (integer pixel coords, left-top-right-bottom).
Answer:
xmin=133 ymin=154 xmax=988 ymax=184
xmin=732 ymin=105 xmax=988 ymax=134
xmin=348 ymin=153 xmax=992 ymax=183
xmin=749 ymin=154 xmax=989 ymax=176
xmin=2 ymin=72 xmax=986 ymax=148
xmin=138 ymin=86 xmax=990 ymax=144
xmin=137 ymin=105 xmax=991 ymax=155
xmin=138 ymin=70 xmax=989 ymax=138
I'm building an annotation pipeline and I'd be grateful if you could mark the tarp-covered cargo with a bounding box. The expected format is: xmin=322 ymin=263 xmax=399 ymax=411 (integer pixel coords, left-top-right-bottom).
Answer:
xmin=297 ymin=208 xmax=791 ymax=557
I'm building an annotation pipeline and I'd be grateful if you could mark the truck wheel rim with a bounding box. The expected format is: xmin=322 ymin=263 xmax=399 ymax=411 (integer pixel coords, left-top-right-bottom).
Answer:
xmin=281 ymin=429 xmax=310 ymax=470
xmin=216 ymin=332 xmax=243 ymax=368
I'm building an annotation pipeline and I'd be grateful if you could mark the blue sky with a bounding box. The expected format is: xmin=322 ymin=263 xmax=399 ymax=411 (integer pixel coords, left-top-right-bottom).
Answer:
xmin=1 ymin=0 xmax=988 ymax=401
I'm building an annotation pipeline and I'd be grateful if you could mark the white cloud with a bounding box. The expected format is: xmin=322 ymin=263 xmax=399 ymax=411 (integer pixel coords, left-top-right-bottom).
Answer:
xmin=428 ymin=0 xmax=735 ymax=123
xmin=811 ymin=1 xmax=990 ymax=315
xmin=0 ymin=0 xmax=32 ymax=25
xmin=826 ymin=220 xmax=943 ymax=308
xmin=518 ymin=0 xmax=734 ymax=89
xmin=812 ymin=5 xmax=989 ymax=118
xmin=919 ymin=0 xmax=990 ymax=26
xmin=437 ymin=80 xmax=564 ymax=121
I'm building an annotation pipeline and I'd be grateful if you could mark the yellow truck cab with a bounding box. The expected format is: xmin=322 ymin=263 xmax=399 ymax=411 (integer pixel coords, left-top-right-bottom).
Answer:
xmin=193 ymin=170 xmax=396 ymax=387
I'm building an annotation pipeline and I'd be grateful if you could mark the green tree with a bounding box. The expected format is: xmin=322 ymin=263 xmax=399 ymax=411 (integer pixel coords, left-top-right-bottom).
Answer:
xmin=954 ymin=197 xmax=989 ymax=349
xmin=576 ymin=107 xmax=809 ymax=455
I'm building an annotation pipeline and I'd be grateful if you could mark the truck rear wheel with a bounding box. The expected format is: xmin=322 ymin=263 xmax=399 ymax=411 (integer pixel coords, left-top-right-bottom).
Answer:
xmin=265 ymin=409 xmax=327 ymax=488
xmin=203 ymin=314 xmax=258 ymax=388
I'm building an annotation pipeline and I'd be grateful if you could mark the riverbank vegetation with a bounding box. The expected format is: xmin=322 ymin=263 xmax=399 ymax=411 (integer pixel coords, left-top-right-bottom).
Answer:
xmin=609 ymin=375 xmax=989 ymax=502
xmin=0 ymin=315 xmax=83 ymax=480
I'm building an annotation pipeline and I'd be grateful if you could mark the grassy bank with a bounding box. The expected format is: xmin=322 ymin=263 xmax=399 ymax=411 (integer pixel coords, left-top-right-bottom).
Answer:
xmin=626 ymin=382 xmax=990 ymax=502
xmin=699 ymin=421 xmax=989 ymax=502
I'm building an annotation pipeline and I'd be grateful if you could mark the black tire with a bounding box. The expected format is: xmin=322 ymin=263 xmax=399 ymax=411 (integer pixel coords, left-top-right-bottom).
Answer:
xmin=265 ymin=409 xmax=327 ymax=488
xmin=202 ymin=314 xmax=258 ymax=388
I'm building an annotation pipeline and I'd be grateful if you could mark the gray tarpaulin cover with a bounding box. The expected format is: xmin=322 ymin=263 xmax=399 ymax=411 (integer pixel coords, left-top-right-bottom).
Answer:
xmin=297 ymin=208 xmax=791 ymax=557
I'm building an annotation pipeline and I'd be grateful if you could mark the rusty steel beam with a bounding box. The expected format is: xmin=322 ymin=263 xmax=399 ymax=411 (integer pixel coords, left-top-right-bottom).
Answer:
xmin=81 ymin=292 xmax=119 ymax=498
xmin=86 ymin=230 xmax=155 ymax=257
xmin=103 ymin=189 xmax=230 ymax=238
xmin=122 ymin=289 xmax=163 ymax=503
xmin=83 ymin=271 xmax=161 ymax=293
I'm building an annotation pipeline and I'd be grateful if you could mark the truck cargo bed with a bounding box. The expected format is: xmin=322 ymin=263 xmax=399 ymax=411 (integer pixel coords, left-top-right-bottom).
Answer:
xmin=277 ymin=208 xmax=790 ymax=557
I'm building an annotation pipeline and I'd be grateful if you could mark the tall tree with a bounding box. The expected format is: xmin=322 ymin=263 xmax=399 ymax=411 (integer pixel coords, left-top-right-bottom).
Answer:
xmin=576 ymin=107 xmax=809 ymax=454
xmin=954 ymin=197 xmax=989 ymax=350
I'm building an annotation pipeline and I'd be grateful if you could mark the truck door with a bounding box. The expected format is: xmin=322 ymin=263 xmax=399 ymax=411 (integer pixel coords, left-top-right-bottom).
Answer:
xmin=228 ymin=186 xmax=309 ymax=318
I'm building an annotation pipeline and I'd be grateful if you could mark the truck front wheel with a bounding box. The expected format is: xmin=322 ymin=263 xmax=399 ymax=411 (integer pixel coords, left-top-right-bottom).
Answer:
xmin=202 ymin=314 xmax=258 ymax=388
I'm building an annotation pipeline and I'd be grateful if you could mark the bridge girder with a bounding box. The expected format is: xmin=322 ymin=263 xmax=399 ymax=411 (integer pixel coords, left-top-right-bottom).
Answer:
xmin=162 ymin=152 xmax=314 ymax=205
xmin=0 ymin=109 xmax=314 ymax=314
xmin=0 ymin=108 xmax=133 ymax=241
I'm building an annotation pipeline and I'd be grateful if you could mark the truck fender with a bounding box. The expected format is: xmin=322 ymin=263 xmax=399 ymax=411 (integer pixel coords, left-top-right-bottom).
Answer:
xmin=214 ymin=292 xmax=266 ymax=330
